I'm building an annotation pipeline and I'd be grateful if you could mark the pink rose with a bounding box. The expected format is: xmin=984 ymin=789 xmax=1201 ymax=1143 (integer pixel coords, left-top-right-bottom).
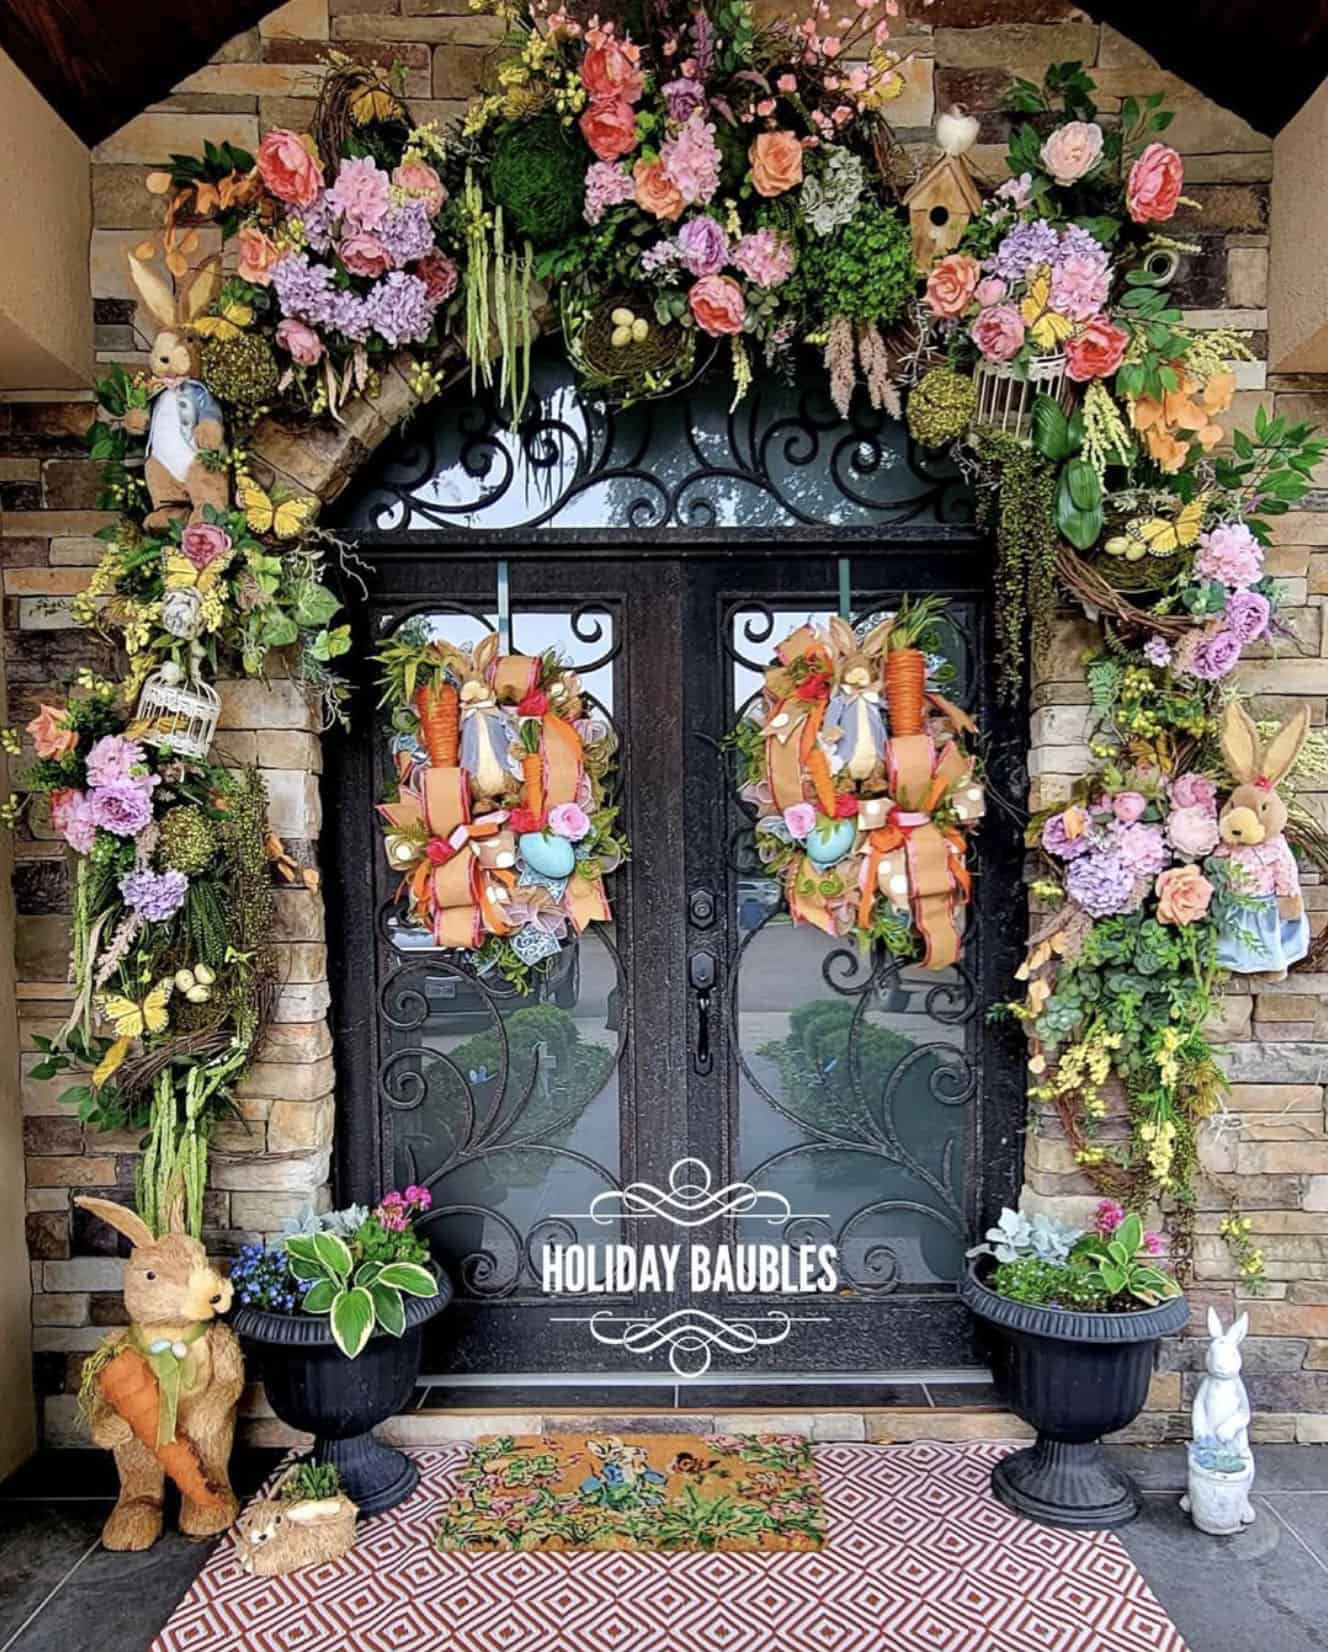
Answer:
xmin=1112 ymin=791 xmax=1147 ymax=825
xmin=415 ymin=252 xmax=459 ymax=304
xmin=180 ymin=522 xmax=231 ymax=570
xmin=581 ymin=40 xmax=645 ymax=105
xmin=1040 ymin=121 xmax=1104 ymax=187
xmin=1167 ymin=804 xmax=1220 ymax=860
xmin=970 ymin=303 xmax=1025 ymax=363
xmin=275 ymin=318 xmax=324 ymax=365
xmin=783 ymin=803 xmax=817 ymax=840
xmin=974 ymin=277 xmax=1007 ymax=307
xmin=392 ymin=159 xmax=446 ymax=216
xmin=924 ymin=253 xmax=981 ymax=319
xmin=548 ymin=802 xmax=591 ymax=841
xmin=236 ymin=225 xmax=281 ymax=288
xmin=1170 ymin=772 xmax=1217 ymax=812
xmin=689 ymin=274 xmax=746 ymax=336
xmin=338 ymin=232 xmax=393 ymax=278
xmin=257 ymin=128 xmax=324 ymax=208
xmin=1065 ymin=314 xmax=1129 ymax=382
xmin=580 ymin=97 xmax=639 ymax=163
xmin=1155 ymin=864 xmax=1213 ymax=925
xmin=1127 ymin=142 xmax=1184 ymax=224
xmin=26 ymin=703 xmax=76 ymax=761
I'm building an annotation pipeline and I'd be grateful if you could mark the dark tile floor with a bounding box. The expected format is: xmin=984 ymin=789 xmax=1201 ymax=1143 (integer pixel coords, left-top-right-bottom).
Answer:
xmin=0 ymin=1444 xmax=1323 ymax=1651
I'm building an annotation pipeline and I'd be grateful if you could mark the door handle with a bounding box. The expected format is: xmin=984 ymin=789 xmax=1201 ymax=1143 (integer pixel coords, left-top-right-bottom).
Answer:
xmin=689 ymin=950 xmax=717 ymax=1075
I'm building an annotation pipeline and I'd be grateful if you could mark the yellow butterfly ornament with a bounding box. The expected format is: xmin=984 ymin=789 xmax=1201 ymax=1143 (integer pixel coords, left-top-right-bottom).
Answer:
xmin=1105 ymin=496 xmax=1208 ymax=561
xmin=1020 ymin=266 xmax=1074 ymax=353
xmin=237 ymin=472 xmax=316 ymax=540
xmin=92 ymin=978 xmax=174 ymax=1088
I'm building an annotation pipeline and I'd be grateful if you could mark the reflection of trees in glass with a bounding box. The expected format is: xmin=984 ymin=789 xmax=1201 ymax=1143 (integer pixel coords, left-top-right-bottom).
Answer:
xmin=759 ymin=1000 xmax=922 ymax=1140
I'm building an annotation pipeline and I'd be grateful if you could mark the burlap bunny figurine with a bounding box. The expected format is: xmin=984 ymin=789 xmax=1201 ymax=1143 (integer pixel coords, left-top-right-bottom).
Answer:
xmin=75 ymin=1196 xmax=245 ymax=1551
xmin=1213 ymin=702 xmax=1311 ymax=979
xmin=823 ymin=617 xmax=891 ymax=783
xmin=124 ymin=254 xmax=230 ymax=529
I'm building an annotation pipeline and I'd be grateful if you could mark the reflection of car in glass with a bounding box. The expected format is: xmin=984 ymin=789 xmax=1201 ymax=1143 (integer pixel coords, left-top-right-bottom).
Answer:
xmin=737 ymin=877 xmax=782 ymax=932
xmin=391 ymin=923 xmax=580 ymax=1026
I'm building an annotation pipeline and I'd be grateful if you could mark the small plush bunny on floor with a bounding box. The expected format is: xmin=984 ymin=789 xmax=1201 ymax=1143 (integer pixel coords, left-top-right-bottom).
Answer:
xmin=234 ymin=1470 xmax=359 ymax=1576
xmin=1181 ymin=1307 xmax=1256 ymax=1528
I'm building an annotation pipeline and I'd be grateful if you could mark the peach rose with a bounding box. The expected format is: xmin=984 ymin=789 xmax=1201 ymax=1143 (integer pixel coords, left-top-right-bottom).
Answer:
xmin=1065 ymin=314 xmax=1130 ymax=382
xmin=26 ymin=704 xmax=76 ymax=761
xmin=236 ymin=225 xmax=281 ymax=288
xmin=579 ymin=97 xmax=639 ymax=163
xmin=1040 ymin=120 xmax=1104 ymax=187
xmin=749 ymin=131 xmax=804 ymax=197
xmin=338 ymin=232 xmax=393 ymax=277
xmin=688 ymin=273 xmax=746 ymax=336
xmin=1127 ymin=142 xmax=1184 ymax=225
xmin=1154 ymin=864 xmax=1213 ymax=926
xmin=581 ymin=40 xmax=644 ymax=105
xmin=633 ymin=157 xmax=685 ymax=221
xmin=256 ymin=128 xmax=324 ymax=208
xmin=392 ymin=159 xmax=446 ymax=216
xmin=924 ymin=253 xmax=981 ymax=319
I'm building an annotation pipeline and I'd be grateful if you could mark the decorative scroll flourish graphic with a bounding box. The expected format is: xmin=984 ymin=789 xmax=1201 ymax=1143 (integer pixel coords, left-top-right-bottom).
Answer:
xmin=549 ymin=1307 xmax=828 ymax=1379
xmin=560 ymin=1158 xmax=827 ymax=1229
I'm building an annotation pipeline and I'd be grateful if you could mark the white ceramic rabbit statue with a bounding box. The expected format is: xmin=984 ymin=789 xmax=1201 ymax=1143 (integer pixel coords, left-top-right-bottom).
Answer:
xmin=1181 ymin=1307 xmax=1256 ymax=1532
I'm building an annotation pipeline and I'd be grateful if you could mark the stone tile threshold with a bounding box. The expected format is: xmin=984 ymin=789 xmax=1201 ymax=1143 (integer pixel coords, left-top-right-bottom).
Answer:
xmin=0 ymin=1447 xmax=1324 ymax=1652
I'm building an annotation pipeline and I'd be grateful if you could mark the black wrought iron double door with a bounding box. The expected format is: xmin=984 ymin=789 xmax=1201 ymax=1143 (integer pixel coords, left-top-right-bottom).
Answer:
xmin=329 ymin=549 xmax=1024 ymax=1381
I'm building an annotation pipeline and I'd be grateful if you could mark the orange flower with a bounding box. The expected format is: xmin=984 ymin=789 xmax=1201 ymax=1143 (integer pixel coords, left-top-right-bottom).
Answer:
xmin=26 ymin=704 xmax=76 ymax=760
xmin=749 ymin=131 xmax=804 ymax=197
xmin=1155 ymin=864 xmax=1213 ymax=925
xmin=236 ymin=225 xmax=281 ymax=288
xmin=633 ymin=157 xmax=684 ymax=221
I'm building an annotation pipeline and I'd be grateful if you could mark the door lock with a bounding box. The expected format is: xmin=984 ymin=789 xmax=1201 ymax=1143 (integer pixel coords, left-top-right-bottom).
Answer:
xmin=689 ymin=887 xmax=717 ymax=928
xmin=689 ymin=950 xmax=717 ymax=1075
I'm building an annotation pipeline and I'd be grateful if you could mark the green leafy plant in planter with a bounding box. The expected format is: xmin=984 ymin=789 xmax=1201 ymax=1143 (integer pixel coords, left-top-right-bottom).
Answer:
xmin=285 ymin=1189 xmax=438 ymax=1357
xmin=1072 ymin=1211 xmax=1180 ymax=1306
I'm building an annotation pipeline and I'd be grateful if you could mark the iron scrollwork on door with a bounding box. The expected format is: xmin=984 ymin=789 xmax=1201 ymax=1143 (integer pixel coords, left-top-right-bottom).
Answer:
xmin=337 ymin=345 xmax=976 ymax=534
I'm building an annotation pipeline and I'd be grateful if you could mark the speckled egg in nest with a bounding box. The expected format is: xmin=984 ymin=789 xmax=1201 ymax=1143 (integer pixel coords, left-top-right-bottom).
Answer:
xmin=201 ymin=331 xmax=281 ymax=411
xmin=580 ymin=295 xmax=687 ymax=385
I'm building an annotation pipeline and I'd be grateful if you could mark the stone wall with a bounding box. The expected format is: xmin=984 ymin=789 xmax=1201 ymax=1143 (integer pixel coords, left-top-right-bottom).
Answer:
xmin=3 ymin=0 xmax=1325 ymax=1445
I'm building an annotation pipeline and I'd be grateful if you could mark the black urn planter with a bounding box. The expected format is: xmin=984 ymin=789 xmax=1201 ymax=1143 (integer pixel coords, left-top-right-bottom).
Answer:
xmin=961 ymin=1261 xmax=1188 ymax=1530
xmin=232 ymin=1274 xmax=452 ymax=1516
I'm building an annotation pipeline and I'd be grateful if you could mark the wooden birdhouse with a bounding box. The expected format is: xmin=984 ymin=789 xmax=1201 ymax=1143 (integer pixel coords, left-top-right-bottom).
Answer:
xmin=903 ymin=110 xmax=983 ymax=270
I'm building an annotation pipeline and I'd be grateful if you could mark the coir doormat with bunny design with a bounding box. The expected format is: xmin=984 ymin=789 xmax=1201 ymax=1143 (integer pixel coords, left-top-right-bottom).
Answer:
xmin=154 ymin=1441 xmax=1189 ymax=1652
xmin=434 ymin=1432 xmax=826 ymax=1552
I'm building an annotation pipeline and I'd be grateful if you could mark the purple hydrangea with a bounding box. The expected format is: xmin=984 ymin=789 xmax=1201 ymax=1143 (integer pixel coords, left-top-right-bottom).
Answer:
xmin=1066 ymin=850 xmax=1139 ymax=917
xmin=676 ymin=215 xmax=730 ymax=277
xmin=272 ymin=252 xmax=335 ymax=319
xmin=89 ymin=780 xmax=155 ymax=838
xmin=375 ymin=199 xmax=436 ymax=269
xmin=1143 ymin=635 xmax=1173 ymax=668
xmin=1041 ymin=811 xmax=1092 ymax=860
xmin=118 ymin=867 xmax=188 ymax=922
xmin=85 ymin=734 xmax=148 ymax=790
xmin=1057 ymin=224 xmax=1111 ymax=269
xmin=640 ymin=240 xmax=681 ymax=275
xmin=294 ymin=191 xmax=336 ymax=255
xmin=364 ymin=272 xmax=437 ymax=347
xmin=1225 ymin=589 xmax=1271 ymax=644
xmin=662 ymin=76 xmax=708 ymax=122
xmin=1114 ymin=822 xmax=1169 ymax=877
xmin=583 ymin=161 xmax=636 ymax=226
xmin=988 ymin=218 xmax=1061 ymax=282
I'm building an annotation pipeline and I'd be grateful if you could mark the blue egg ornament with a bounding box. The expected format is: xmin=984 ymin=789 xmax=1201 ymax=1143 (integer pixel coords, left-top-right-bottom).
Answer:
xmin=804 ymin=816 xmax=857 ymax=868
xmin=519 ymin=830 xmax=576 ymax=879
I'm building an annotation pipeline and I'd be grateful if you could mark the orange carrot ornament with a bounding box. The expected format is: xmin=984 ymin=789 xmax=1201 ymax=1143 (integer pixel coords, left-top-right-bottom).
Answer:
xmin=880 ymin=595 xmax=946 ymax=739
xmin=414 ymin=680 xmax=459 ymax=767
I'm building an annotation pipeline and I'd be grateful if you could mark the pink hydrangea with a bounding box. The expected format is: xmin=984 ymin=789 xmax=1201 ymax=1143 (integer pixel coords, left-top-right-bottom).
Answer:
xmin=583 ymin=160 xmax=636 ymax=225
xmin=732 ymin=228 xmax=796 ymax=289
xmin=1050 ymin=253 xmax=1110 ymax=321
xmin=1115 ymin=822 xmax=1169 ymax=876
xmin=660 ymin=111 xmax=722 ymax=205
xmin=1194 ymin=521 xmax=1263 ymax=588
xmin=328 ymin=155 xmax=391 ymax=232
xmin=51 ymin=787 xmax=96 ymax=854
xmin=84 ymin=734 xmax=148 ymax=790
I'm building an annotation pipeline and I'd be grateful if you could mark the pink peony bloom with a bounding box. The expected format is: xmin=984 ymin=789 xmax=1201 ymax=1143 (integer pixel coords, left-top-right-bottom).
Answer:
xmin=275 ymin=318 xmax=324 ymax=365
xmin=970 ymin=303 xmax=1025 ymax=363
xmin=662 ymin=76 xmax=708 ymax=122
xmin=689 ymin=273 xmax=746 ymax=336
xmin=85 ymin=734 xmax=148 ymax=790
xmin=548 ymin=802 xmax=591 ymax=841
xmin=1115 ymin=822 xmax=1169 ymax=876
xmin=89 ymin=779 xmax=155 ymax=838
xmin=328 ymin=155 xmax=391 ymax=231
xmin=732 ymin=228 xmax=797 ymax=289
xmin=1040 ymin=121 xmax=1104 ymax=187
xmin=1112 ymin=791 xmax=1148 ymax=825
xmin=783 ymin=802 xmax=817 ymax=840
xmin=1225 ymin=589 xmax=1271 ymax=644
xmin=580 ymin=97 xmax=639 ymax=163
xmin=1065 ymin=314 xmax=1129 ymax=382
xmin=1127 ymin=142 xmax=1184 ymax=224
xmin=392 ymin=159 xmax=446 ymax=216
xmin=180 ymin=522 xmax=231 ymax=570
xmin=1170 ymin=773 xmax=1218 ymax=812
xmin=582 ymin=39 xmax=645 ymax=105
xmin=338 ymin=232 xmax=393 ymax=278
xmin=257 ymin=129 xmax=324 ymax=208
xmin=1167 ymin=804 xmax=1220 ymax=860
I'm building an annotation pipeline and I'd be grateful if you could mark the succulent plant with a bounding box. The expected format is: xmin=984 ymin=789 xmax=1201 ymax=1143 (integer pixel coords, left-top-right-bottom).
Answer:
xmin=967 ymin=1206 xmax=1080 ymax=1265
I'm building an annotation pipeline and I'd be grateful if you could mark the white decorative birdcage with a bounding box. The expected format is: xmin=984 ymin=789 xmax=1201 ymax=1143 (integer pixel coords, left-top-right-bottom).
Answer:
xmin=973 ymin=352 xmax=1075 ymax=443
xmin=134 ymin=665 xmax=220 ymax=762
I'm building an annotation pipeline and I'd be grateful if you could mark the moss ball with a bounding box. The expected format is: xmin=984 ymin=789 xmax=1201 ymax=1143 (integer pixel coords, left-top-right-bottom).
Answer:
xmin=907 ymin=368 xmax=978 ymax=448
xmin=201 ymin=332 xmax=281 ymax=410
xmin=158 ymin=805 xmax=218 ymax=875
xmin=490 ymin=115 xmax=588 ymax=248
xmin=801 ymin=203 xmax=915 ymax=328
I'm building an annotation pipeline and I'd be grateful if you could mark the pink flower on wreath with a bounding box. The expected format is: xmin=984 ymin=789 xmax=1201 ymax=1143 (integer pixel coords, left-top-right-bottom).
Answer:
xmin=1127 ymin=142 xmax=1184 ymax=224
xmin=1040 ymin=120 xmax=1104 ymax=187
xmin=783 ymin=802 xmax=817 ymax=840
xmin=662 ymin=76 xmax=707 ymax=122
xmin=415 ymin=252 xmax=459 ymax=305
xmin=392 ymin=159 xmax=446 ymax=216
xmin=548 ymin=802 xmax=591 ymax=841
xmin=236 ymin=225 xmax=281 ymax=288
xmin=85 ymin=734 xmax=148 ymax=790
xmin=180 ymin=521 xmax=231 ymax=570
xmin=338 ymin=232 xmax=393 ymax=278
xmin=1051 ymin=253 xmax=1110 ymax=322
xmin=1194 ymin=522 xmax=1263 ymax=589
xmin=1065 ymin=315 xmax=1129 ymax=382
xmin=580 ymin=97 xmax=640 ymax=163
xmin=973 ymin=276 xmax=1007 ymax=308
xmin=275 ymin=318 xmax=324 ymax=365
xmin=89 ymin=779 xmax=155 ymax=838
xmin=582 ymin=38 xmax=645 ymax=105
xmin=257 ymin=129 xmax=324 ymax=208
xmin=970 ymin=303 xmax=1025 ymax=363
xmin=328 ymin=155 xmax=391 ymax=232
xmin=689 ymin=273 xmax=746 ymax=336
xmin=51 ymin=787 xmax=96 ymax=854
xmin=924 ymin=253 xmax=980 ymax=320
xmin=663 ymin=111 xmax=723 ymax=205
xmin=732 ymin=229 xmax=796 ymax=289
xmin=1170 ymin=772 xmax=1217 ymax=812
xmin=1167 ymin=803 xmax=1220 ymax=860
xmin=1112 ymin=791 xmax=1148 ymax=825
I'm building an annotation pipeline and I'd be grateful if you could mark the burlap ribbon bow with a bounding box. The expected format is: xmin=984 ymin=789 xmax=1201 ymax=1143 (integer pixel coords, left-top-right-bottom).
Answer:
xmin=379 ymin=764 xmax=516 ymax=947
xmin=763 ymin=626 xmax=838 ymax=815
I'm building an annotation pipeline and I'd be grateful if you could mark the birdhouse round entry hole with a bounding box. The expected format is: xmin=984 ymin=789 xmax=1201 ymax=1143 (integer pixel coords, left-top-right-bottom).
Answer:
xmin=929 ymin=205 xmax=950 ymax=228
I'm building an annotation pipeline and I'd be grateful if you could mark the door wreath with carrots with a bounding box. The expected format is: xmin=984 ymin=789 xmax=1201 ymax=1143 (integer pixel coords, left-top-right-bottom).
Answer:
xmin=731 ymin=600 xmax=985 ymax=969
xmin=376 ymin=630 xmax=628 ymax=989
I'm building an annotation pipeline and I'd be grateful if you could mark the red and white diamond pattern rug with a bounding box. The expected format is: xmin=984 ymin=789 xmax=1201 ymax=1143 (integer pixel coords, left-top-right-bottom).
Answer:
xmin=152 ymin=1441 xmax=1187 ymax=1652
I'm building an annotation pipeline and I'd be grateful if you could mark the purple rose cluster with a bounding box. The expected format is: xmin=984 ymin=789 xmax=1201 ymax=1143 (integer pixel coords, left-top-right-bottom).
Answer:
xmin=624 ymin=213 xmax=797 ymax=290
xmin=1040 ymin=773 xmax=1220 ymax=919
xmin=1157 ymin=522 xmax=1273 ymax=683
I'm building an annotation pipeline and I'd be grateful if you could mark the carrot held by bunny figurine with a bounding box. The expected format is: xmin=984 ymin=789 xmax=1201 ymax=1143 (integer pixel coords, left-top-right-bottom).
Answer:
xmin=75 ymin=1196 xmax=244 ymax=1552
xmin=123 ymin=253 xmax=230 ymax=529
xmin=1211 ymin=702 xmax=1311 ymax=980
